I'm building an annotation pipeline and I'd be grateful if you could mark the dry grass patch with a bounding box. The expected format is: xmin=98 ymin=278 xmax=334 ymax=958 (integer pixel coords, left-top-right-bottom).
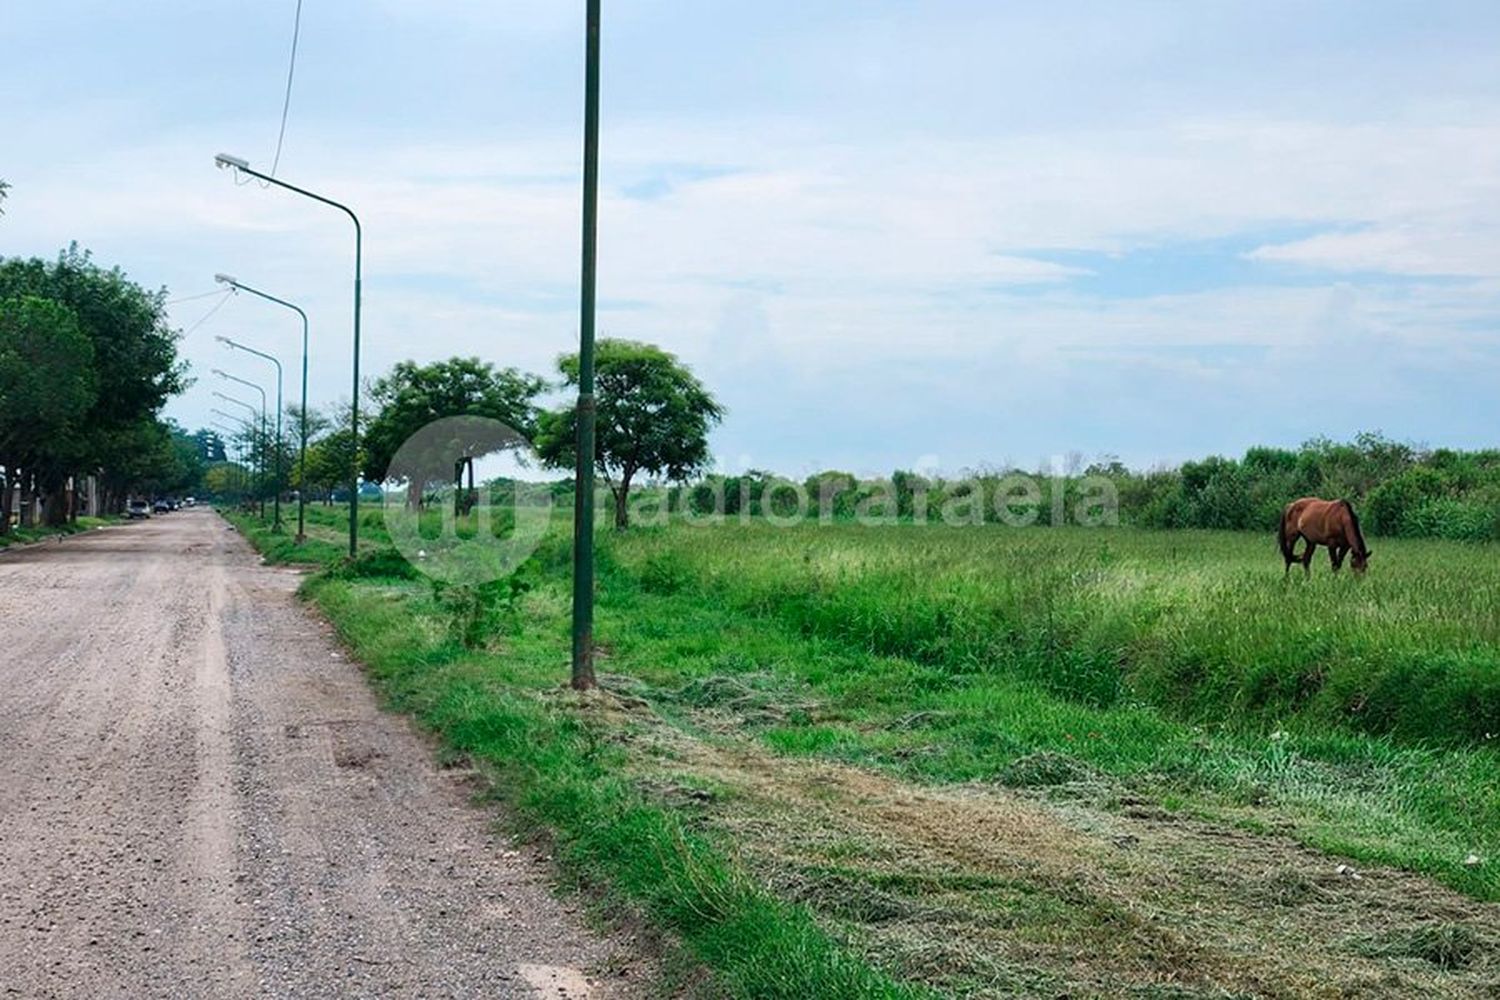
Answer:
xmin=621 ymin=715 xmax=1500 ymax=999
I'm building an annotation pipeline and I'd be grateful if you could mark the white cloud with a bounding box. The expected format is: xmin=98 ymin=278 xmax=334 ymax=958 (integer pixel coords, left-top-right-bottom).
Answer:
xmin=6 ymin=78 xmax=1500 ymax=467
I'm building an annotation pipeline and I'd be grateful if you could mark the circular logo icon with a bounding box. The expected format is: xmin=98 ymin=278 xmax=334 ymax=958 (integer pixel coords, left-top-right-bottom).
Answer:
xmin=380 ymin=415 xmax=555 ymax=584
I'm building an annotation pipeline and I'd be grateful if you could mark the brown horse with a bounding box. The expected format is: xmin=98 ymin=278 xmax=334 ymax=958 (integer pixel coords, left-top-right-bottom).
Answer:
xmin=1279 ymin=497 xmax=1372 ymax=575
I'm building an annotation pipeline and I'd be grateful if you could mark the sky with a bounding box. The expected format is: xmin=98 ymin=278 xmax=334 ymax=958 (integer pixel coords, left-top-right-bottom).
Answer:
xmin=2 ymin=1 xmax=1498 ymax=477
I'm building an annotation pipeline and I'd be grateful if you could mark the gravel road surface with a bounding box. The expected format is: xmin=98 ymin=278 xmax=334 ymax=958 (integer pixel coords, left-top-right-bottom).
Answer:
xmin=0 ymin=510 xmax=650 ymax=998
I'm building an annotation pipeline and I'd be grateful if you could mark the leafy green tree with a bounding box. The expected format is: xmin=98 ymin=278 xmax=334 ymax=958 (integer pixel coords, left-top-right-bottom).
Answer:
xmin=536 ymin=339 xmax=723 ymax=529
xmin=193 ymin=428 xmax=228 ymax=464
xmin=0 ymin=295 xmax=96 ymax=530
xmin=362 ymin=357 xmax=542 ymax=508
xmin=0 ymin=246 xmax=185 ymax=517
xmin=291 ymin=403 xmax=360 ymax=504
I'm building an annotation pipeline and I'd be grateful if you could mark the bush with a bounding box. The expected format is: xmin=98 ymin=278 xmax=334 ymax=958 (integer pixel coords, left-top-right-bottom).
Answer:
xmin=1404 ymin=498 xmax=1499 ymax=542
xmin=1366 ymin=467 xmax=1447 ymax=536
xmin=329 ymin=547 xmax=421 ymax=580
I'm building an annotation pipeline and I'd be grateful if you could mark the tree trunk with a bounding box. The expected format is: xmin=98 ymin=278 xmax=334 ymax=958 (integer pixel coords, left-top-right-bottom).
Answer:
xmin=19 ymin=472 xmax=34 ymax=528
xmin=613 ymin=471 xmax=634 ymax=530
xmin=43 ymin=487 xmax=68 ymax=527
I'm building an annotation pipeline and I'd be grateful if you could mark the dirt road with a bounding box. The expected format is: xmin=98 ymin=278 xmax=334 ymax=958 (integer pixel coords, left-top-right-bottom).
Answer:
xmin=0 ymin=510 xmax=646 ymax=998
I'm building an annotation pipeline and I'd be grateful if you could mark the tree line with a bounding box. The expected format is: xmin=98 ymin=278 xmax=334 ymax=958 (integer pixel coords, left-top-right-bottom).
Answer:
xmin=0 ymin=246 xmax=191 ymax=532
xmin=294 ymin=344 xmax=1493 ymax=542
xmin=204 ymin=338 xmax=722 ymax=531
xmin=676 ymin=433 xmax=1500 ymax=541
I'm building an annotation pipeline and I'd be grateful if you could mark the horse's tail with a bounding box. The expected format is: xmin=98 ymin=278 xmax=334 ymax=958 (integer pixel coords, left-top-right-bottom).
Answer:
xmin=1341 ymin=499 xmax=1368 ymax=553
xmin=1277 ymin=505 xmax=1293 ymax=561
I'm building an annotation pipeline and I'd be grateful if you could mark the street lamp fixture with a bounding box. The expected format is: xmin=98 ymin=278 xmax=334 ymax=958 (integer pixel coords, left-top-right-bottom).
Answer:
xmin=214 ymin=152 xmax=362 ymax=559
xmin=212 ymin=273 xmax=312 ymax=542
xmin=212 ymin=391 xmax=266 ymax=516
xmin=216 ymin=337 xmax=284 ymax=532
xmin=212 ymin=372 xmax=269 ymax=520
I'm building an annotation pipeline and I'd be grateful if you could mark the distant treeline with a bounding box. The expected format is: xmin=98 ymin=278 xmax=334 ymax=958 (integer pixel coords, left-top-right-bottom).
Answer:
xmin=671 ymin=434 xmax=1500 ymax=541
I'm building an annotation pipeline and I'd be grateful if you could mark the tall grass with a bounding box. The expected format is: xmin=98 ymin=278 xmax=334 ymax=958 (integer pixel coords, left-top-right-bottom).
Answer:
xmin=611 ymin=523 xmax=1500 ymax=746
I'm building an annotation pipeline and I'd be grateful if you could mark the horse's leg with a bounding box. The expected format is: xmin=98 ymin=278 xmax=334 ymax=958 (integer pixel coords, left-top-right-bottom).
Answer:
xmin=1302 ymin=541 xmax=1316 ymax=576
xmin=1330 ymin=545 xmax=1343 ymax=571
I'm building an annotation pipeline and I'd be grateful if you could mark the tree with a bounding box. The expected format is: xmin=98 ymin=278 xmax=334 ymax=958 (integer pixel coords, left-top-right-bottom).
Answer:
xmin=0 ymin=295 xmax=96 ymax=531
xmin=0 ymin=246 xmax=185 ymax=518
xmin=362 ymin=358 xmax=542 ymax=508
xmin=193 ymin=428 xmax=228 ymax=464
xmin=293 ymin=403 xmax=359 ymax=504
xmin=536 ymin=339 xmax=723 ymax=529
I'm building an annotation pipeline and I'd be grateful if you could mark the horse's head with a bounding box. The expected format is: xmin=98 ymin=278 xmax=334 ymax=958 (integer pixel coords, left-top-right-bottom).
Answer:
xmin=1352 ymin=548 xmax=1372 ymax=574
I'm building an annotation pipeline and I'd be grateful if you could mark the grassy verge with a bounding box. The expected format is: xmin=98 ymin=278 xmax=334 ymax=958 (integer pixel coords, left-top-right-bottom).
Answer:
xmin=0 ymin=514 xmax=116 ymax=548
xmin=222 ymin=506 xmax=928 ymax=999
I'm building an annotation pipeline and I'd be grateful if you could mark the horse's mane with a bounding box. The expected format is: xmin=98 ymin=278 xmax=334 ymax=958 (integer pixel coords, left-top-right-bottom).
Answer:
xmin=1340 ymin=499 xmax=1368 ymax=553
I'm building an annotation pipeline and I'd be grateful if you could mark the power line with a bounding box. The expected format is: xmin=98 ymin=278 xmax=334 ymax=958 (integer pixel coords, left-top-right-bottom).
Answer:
xmin=180 ymin=290 xmax=234 ymax=336
xmin=270 ymin=0 xmax=304 ymax=177
xmin=166 ymin=288 xmax=228 ymax=305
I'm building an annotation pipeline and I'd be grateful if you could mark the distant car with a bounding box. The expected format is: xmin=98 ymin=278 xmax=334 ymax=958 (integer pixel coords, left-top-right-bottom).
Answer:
xmin=152 ymin=499 xmax=172 ymax=514
xmin=183 ymin=497 xmax=197 ymax=508
xmin=126 ymin=499 xmax=151 ymax=519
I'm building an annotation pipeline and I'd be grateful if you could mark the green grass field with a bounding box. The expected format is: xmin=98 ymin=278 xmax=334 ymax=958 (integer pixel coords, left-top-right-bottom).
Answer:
xmin=228 ymin=504 xmax=1500 ymax=997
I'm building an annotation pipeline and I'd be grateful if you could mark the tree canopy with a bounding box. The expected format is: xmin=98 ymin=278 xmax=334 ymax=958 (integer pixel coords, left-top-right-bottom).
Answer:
xmin=361 ymin=357 xmax=542 ymax=502
xmin=0 ymin=246 xmax=186 ymax=522
xmin=0 ymin=295 xmax=97 ymax=497
xmin=536 ymin=339 xmax=723 ymax=528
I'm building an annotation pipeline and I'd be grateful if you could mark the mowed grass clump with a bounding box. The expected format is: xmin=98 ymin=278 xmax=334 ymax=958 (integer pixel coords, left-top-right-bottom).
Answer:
xmin=610 ymin=523 xmax=1500 ymax=746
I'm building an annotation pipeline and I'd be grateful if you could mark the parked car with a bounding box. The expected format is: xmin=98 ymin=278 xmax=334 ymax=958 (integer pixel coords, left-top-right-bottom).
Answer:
xmin=183 ymin=497 xmax=196 ymax=508
xmin=126 ymin=499 xmax=151 ymax=519
xmin=152 ymin=498 xmax=172 ymax=514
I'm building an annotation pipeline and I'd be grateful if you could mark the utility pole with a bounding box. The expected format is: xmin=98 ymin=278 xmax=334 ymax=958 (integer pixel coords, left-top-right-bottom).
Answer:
xmin=570 ymin=0 xmax=602 ymax=690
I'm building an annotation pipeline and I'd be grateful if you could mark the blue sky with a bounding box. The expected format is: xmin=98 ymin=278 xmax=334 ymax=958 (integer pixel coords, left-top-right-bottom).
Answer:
xmin=2 ymin=1 xmax=1498 ymax=475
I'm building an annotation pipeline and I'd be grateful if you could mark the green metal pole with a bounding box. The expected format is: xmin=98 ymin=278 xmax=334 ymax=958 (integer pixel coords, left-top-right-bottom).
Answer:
xmin=222 ymin=338 xmax=284 ymax=531
xmin=218 ymin=159 xmax=361 ymax=558
xmin=214 ymin=372 xmax=268 ymax=519
xmin=213 ymin=392 xmax=262 ymax=514
xmin=571 ymin=0 xmax=602 ymax=690
xmin=220 ymin=280 xmax=310 ymax=542
xmin=351 ymin=235 xmax=361 ymax=559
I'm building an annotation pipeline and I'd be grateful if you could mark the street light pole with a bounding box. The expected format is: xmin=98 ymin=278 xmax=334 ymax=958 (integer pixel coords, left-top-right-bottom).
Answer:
xmin=215 ymin=274 xmax=310 ymax=542
xmin=571 ymin=0 xmax=602 ymax=691
xmin=213 ymin=372 xmax=269 ymax=518
xmin=212 ymin=394 xmax=264 ymax=514
xmin=216 ymin=336 xmax=284 ymax=532
xmin=215 ymin=154 xmax=362 ymax=559
xmin=211 ymin=415 xmax=250 ymax=500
